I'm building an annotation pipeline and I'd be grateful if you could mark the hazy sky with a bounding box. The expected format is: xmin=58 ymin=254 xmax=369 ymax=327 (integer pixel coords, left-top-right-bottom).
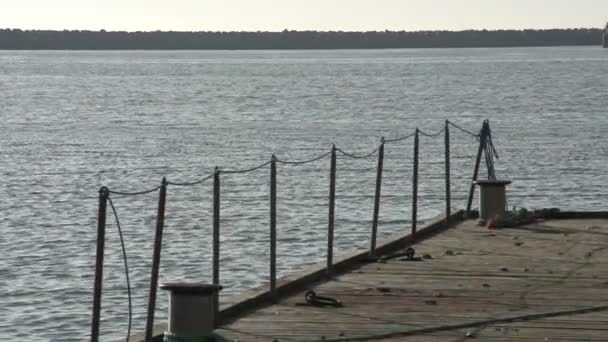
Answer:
xmin=3 ymin=0 xmax=607 ymax=31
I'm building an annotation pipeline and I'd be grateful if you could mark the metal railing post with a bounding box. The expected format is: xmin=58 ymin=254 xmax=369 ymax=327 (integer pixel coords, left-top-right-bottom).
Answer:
xmin=327 ymin=145 xmax=337 ymax=276
xmin=466 ymin=121 xmax=487 ymax=216
xmin=412 ymin=129 xmax=419 ymax=235
xmin=270 ymin=156 xmax=277 ymax=300
xmin=445 ymin=121 xmax=451 ymax=222
xmin=212 ymin=167 xmax=221 ymax=320
xmin=91 ymin=186 xmax=109 ymax=342
xmin=370 ymin=139 xmax=384 ymax=256
xmin=144 ymin=178 xmax=168 ymax=342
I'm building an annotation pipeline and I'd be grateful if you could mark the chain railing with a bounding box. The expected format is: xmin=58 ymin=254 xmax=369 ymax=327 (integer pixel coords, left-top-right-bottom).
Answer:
xmin=90 ymin=119 xmax=496 ymax=342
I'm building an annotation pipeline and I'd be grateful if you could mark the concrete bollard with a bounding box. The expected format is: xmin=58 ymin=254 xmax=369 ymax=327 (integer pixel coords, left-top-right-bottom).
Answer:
xmin=476 ymin=180 xmax=511 ymax=224
xmin=160 ymin=282 xmax=223 ymax=342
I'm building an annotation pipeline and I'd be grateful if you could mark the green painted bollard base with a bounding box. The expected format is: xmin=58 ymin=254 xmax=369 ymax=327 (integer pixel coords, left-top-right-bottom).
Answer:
xmin=164 ymin=331 xmax=211 ymax=342
xmin=164 ymin=332 xmax=232 ymax=342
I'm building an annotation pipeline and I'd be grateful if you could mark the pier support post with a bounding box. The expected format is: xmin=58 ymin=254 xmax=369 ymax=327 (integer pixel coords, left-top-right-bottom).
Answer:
xmin=444 ymin=121 xmax=451 ymax=222
xmin=270 ymin=156 xmax=277 ymax=300
xmin=412 ymin=129 xmax=419 ymax=235
xmin=212 ymin=167 xmax=221 ymax=323
xmin=144 ymin=178 xmax=168 ymax=342
xmin=370 ymin=139 xmax=384 ymax=257
xmin=327 ymin=145 xmax=337 ymax=276
xmin=90 ymin=186 xmax=109 ymax=342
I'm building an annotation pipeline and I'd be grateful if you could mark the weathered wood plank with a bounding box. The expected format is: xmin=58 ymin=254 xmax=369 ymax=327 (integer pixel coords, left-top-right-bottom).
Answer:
xmin=217 ymin=218 xmax=608 ymax=341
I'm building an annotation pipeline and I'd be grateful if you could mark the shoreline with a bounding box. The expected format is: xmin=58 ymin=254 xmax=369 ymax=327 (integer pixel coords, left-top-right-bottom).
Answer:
xmin=1 ymin=28 xmax=604 ymax=50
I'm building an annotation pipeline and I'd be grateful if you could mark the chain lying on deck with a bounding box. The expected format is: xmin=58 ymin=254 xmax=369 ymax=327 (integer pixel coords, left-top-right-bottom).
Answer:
xmin=379 ymin=247 xmax=422 ymax=262
xmin=304 ymin=290 xmax=343 ymax=307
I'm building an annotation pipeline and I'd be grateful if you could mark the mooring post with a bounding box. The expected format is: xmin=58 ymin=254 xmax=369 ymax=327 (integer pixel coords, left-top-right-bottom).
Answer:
xmin=160 ymin=282 xmax=223 ymax=341
xmin=144 ymin=178 xmax=168 ymax=342
xmin=466 ymin=121 xmax=487 ymax=216
xmin=212 ymin=167 xmax=220 ymax=322
xmin=411 ymin=129 xmax=419 ymax=235
xmin=370 ymin=139 xmax=384 ymax=257
xmin=444 ymin=120 xmax=451 ymax=223
xmin=270 ymin=155 xmax=277 ymax=301
xmin=90 ymin=186 xmax=109 ymax=342
xmin=327 ymin=145 xmax=337 ymax=276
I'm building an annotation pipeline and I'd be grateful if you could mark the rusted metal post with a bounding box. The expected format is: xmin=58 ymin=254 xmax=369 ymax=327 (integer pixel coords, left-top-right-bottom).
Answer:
xmin=466 ymin=122 xmax=487 ymax=216
xmin=212 ymin=167 xmax=220 ymax=320
xmin=144 ymin=178 xmax=168 ymax=342
xmin=270 ymin=156 xmax=277 ymax=300
xmin=90 ymin=186 xmax=109 ymax=342
xmin=444 ymin=121 xmax=451 ymax=222
xmin=370 ymin=139 xmax=384 ymax=256
xmin=411 ymin=129 xmax=419 ymax=235
xmin=327 ymin=145 xmax=337 ymax=276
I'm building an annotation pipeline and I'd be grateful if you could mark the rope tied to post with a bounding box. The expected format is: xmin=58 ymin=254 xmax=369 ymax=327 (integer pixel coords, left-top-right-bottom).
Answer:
xmin=482 ymin=120 xmax=499 ymax=180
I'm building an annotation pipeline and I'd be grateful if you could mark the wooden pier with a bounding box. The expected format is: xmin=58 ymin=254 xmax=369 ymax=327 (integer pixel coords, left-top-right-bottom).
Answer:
xmin=95 ymin=120 xmax=607 ymax=341
xmin=212 ymin=215 xmax=608 ymax=341
xmin=124 ymin=212 xmax=608 ymax=341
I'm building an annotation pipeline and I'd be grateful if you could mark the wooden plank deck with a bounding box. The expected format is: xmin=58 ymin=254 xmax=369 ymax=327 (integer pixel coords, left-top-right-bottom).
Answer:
xmin=216 ymin=218 xmax=608 ymax=341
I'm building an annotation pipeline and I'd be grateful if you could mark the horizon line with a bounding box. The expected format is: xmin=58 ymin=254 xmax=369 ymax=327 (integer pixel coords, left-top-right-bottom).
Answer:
xmin=2 ymin=27 xmax=605 ymax=34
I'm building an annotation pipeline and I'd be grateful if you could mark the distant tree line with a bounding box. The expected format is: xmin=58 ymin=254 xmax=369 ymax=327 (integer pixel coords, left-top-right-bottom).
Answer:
xmin=0 ymin=28 xmax=604 ymax=50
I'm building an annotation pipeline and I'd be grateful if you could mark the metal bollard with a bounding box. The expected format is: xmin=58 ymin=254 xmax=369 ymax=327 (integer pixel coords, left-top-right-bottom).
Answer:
xmin=160 ymin=282 xmax=223 ymax=342
xmin=476 ymin=180 xmax=512 ymax=224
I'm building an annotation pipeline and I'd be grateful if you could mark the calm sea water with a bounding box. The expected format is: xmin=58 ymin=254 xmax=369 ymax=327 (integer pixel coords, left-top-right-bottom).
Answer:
xmin=1 ymin=47 xmax=607 ymax=341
